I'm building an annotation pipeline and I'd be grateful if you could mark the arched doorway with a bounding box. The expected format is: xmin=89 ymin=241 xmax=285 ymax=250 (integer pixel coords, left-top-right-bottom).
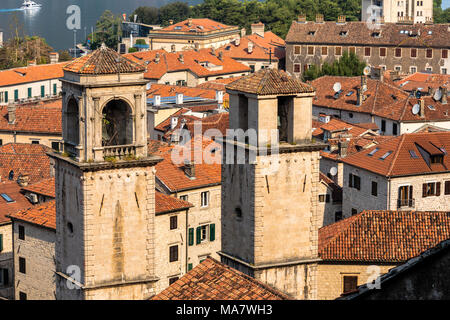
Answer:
xmin=102 ymin=99 xmax=133 ymax=146
xmin=67 ymin=98 xmax=80 ymax=145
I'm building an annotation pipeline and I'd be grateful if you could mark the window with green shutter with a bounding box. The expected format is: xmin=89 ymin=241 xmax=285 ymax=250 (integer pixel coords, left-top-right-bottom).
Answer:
xmin=5 ymin=91 xmax=8 ymax=103
xmin=187 ymin=263 xmax=193 ymax=271
xmin=41 ymin=86 xmax=45 ymax=97
xmin=0 ymin=234 xmax=3 ymax=252
xmin=209 ymin=224 xmax=215 ymax=242
xmin=14 ymin=90 xmax=18 ymax=101
xmin=188 ymin=228 xmax=194 ymax=246
xmin=53 ymin=83 xmax=57 ymax=95
xmin=28 ymin=88 xmax=32 ymax=98
xmin=196 ymin=227 xmax=201 ymax=245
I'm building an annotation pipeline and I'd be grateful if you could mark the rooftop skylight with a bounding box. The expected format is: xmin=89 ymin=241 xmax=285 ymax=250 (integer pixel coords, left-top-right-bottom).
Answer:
xmin=379 ymin=151 xmax=393 ymax=160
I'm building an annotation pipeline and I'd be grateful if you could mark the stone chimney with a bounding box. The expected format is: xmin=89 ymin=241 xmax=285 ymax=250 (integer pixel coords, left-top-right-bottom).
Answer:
xmin=7 ymin=104 xmax=16 ymax=124
xmin=419 ymin=98 xmax=425 ymax=118
xmin=171 ymin=44 xmax=176 ymax=53
xmin=169 ymin=19 xmax=174 ymax=25
xmin=218 ymin=51 xmax=223 ymax=61
xmin=17 ymin=173 xmax=30 ymax=187
xmin=338 ymin=140 xmax=349 ymax=158
xmin=298 ymin=14 xmax=307 ymax=23
xmin=248 ymin=42 xmax=254 ymax=54
xmin=194 ymin=43 xmax=199 ymax=51
xmin=234 ymin=38 xmax=240 ymax=46
xmin=370 ymin=66 xmax=384 ymax=82
xmin=178 ymin=53 xmax=184 ymax=63
xmin=442 ymin=87 xmax=448 ymax=105
xmin=49 ymin=52 xmax=59 ymax=64
xmin=176 ymin=93 xmax=184 ymax=105
xmin=184 ymin=160 xmax=195 ymax=178
xmin=154 ymin=95 xmax=161 ymax=106
xmin=316 ymin=14 xmax=324 ymax=23
xmin=171 ymin=117 xmax=179 ymax=130
xmin=211 ymin=47 xmax=216 ymax=56
xmin=188 ymin=18 xmax=193 ymax=27
xmin=338 ymin=15 xmax=346 ymax=23
xmin=251 ymin=22 xmax=265 ymax=37
xmin=155 ymin=52 xmax=160 ymax=63
xmin=241 ymin=28 xmax=246 ymax=37
xmin=361 ymin=75 xmax=368 ymax=92
xmin=356 ymin=88 xmax=363 ymax=106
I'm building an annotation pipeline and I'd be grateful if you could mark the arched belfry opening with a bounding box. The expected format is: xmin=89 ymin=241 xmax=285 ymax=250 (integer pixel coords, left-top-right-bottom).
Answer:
xmin=66 ymin=98 xmax=80 ymax=145
xmin=102 ymin=99 xmax=133 ymax=146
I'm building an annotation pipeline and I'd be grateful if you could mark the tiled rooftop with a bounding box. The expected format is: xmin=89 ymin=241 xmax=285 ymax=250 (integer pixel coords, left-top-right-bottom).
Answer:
xmin=9 ymin=200 xmax=56 ymax=230
xmin=0 ymin=63 xmax=66 ymax=87
xmin=0 ymin=181 xmax=32 ymax=225
xmin=21 ymin=178 xmax=56 ymax=198
xmin=342 ymin=132 xmax=450 ymax=177
xmin=0 ymin=99 xmax=62 ymax=134
xmin=152 ymin=257 xmax=290 ymax=300
xmin=319 ymin=210 xmax=450 ymax=263
xmin=226 ymin=68 xmax=315 ymax=95
xmin=0 ymin=143 xmax=52 ymax=184
xmin=155 ymin=191 xmax=193 ymax=215
xmin=396 ymin=72 xmax=450 ymax=91
xmin=156 ymin=18 xmax=237 ymax=33
xmin=64 ymin=45 xmax=146 ymax=75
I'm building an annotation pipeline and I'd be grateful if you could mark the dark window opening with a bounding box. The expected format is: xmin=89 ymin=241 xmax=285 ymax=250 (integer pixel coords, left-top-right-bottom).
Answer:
xmin=170 ymin=216 xmax=178 ymax=230
xmin=351 ymin=208 xmax=358 ymax=215
xmin=19 ymin=292 xmax=27 ymax=300
xmin=335 ymin=211 xmax=343 ymax=222
xmin=372 ymin=181 xmax=378 ymax=197
xmin=19 ymin=225 xmax=25 ymax=240
xmin=19 ymin=257 xmax=26 ymax=274
xmin=277 ymin=96 xmax=294 ymax=143
xmin=169 ymin=277 xmax=179 ymax=285
xmin=102 ymin=99 xmax=133 ymax=146
xmin=67 ymin=98 xmax=80 ymax=145
xmin=343 ymin=276 xmax=358 ymax=294
xmin=169 ymin=245 xmax=178 ymax=262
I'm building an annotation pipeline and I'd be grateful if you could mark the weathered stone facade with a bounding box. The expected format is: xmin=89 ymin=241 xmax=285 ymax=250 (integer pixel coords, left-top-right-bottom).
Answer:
xmin=0 ymin=223 xmax=13 ymax=299
xmin=13 ymin=221 xmax=55 ymax=300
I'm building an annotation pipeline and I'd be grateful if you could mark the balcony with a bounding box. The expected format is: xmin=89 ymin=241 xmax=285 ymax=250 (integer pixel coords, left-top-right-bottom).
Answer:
xmin=397 ymin=198 xmax=415 ymax=208
xmin=102 ymin=144 xmax=137 ymax=159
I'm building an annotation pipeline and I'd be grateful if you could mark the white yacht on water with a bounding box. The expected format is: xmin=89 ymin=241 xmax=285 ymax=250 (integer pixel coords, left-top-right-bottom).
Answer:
xmin=20 ymin=1 xmax=42 ymax=10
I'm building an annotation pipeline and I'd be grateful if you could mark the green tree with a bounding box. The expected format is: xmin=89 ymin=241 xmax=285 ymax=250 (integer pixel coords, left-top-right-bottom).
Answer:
xmin=58 ymin=50 xmax=73 ymax=62
xmin=158 ymin=2 xmax=191 ymax=26
xmin=302 ymin=51 xmax=366 ymax=81
xmin=89 ymin=10 xmax=122 ymax=50
xmin=130 ymin=6 xmax=159 ymax=24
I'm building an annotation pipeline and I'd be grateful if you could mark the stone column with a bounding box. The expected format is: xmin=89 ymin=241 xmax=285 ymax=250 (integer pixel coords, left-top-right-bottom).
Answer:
xmin=92 ymin=97 xmax=103 ymax=162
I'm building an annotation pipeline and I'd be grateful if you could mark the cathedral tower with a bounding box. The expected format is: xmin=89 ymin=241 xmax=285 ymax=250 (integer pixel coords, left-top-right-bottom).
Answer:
xmin=220 ymin=69 xmax=326 ymax=299
xmin=51 ymin=45 xmax=161 ymax=299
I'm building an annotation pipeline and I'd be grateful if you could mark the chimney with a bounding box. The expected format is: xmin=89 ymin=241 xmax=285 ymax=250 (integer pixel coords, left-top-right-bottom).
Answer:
xmin=234 ymin=38 xmax=240 ymax=46
xmin=428 ymin=87 xmax=435 ymax=96
xmin=216 ymin=90 xmax=224 ymax=104
xmin=248 ymin=42 xmax=254 ymax=54
xmin=298 ymin=14 xmax=307 ymax=23
xmin=178 ymin=53 xmax=184 ymax=63
xmin=218 ymin=51 xmax=223 ymax=61
xmin=7 ymin=104 xmax=16 ymax=124
xmin=176 ymin=93 xmax=184 ymax=105
xmin=28 ymin=60 xmax=36 ymax=66
xmin=154 ymin=95 xmax=161 ymax=106
xmin=419 ymin=98 xmax=425 ymax=117
xmin=338 ymin=15 xmax=346 ymax=24
xmin=17 ymin=173 xmax=29 ymax=187
xmin=338 ymin=140 xmax=349 ymax=158
xmin=370 ymin=66 xmax=384 ymax=82
xmin=169 ymin=19 xmax=174 ymax=25
xmin=442 ymin=87 xmax=448 ymax=105
xmin=171 ymin=117 xmax=179 ymax=130
xmin=188 ymin=18 xmax=193 ymax=27
xmin=241 ymin=28 xmax=246 ymax=38
xmin=356 ymin=88 xmax=363 ymax=106
xmin=361 ymin=75 xmax=368 ymax=92
xmin=251 ymin=22 xmax=265 ymax=37
xmin=49 ymin=52 xmax=59 ymax=64
xmin=155 ymin=52 xmax=160 ymax=63
xmin=211 ymin=47 xmax=216 ymax=56
xmin=184 ymin=160 xmax=195 ymax=178
xmin=194 ymin=43 xmax=199 ymax=51
xmin=316 ymin=14 xmax=324 ymax=23
xmin=171 ymin=44 xmax=176 ymax=53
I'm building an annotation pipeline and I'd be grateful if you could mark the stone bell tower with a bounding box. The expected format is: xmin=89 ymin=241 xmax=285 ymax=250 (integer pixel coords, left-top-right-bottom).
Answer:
xmin=50 ymin=45 xmax=161 ymax=300
xmin=220 ymin=69 xmax=326 ymax=299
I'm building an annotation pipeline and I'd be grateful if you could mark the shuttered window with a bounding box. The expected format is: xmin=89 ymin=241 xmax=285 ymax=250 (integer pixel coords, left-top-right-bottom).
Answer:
xmin=169 ymin=245 xmax=178 ymax=262
xmin=27 ymin=88 xmax=32 ymax=98
xmin=187 ymin=263 xmax=193 ymax=271
xmin=14 ymin=90 xmax=18 ymax=102
xmin=170 ymin=216 xmax=177 ymax=230
xmin=411 ymin=48 xmax=417 ymax=58
xmin=0 ymin=234 xmax=3 ymax=252
xmin=19 ymin=225 xmax=25 ymax=240
xmin=196 ymin=227 xmax=201 ymax=245
xmin=380 ymin=48 xmax=387 ymax=57
xmin=40 ymin=86 xmax=45 ymax=97
xmin=188 ymin=228 xmax=194 ymax=246
xmin=395 ymin=48 xmax=402 ymax=57
xmin=343 ymin=276 xmax=358 ymax=294
xmin=209 ymin=224 xmax=215 ymax=242
xmin=445 ymin=181 xmax=450 ymax=195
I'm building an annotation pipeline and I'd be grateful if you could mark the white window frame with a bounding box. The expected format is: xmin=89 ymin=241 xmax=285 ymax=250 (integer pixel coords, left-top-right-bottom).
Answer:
xmin=201 ymin=191 xmax=209 ymax=207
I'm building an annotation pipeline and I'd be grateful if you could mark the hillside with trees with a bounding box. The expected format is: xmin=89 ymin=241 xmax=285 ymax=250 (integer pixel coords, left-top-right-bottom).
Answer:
xmin=0 ymin=36 xmax=54 ymax=70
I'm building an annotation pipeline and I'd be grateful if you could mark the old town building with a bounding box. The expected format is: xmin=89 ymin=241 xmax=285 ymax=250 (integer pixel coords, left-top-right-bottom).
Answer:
xmin=286 ymin=18 xmax=450 ymax=77
xmin=147 ymin=18 xmax=240 ymax=52
xmin=362 ymin=0 xmax=434 ymax=24
xmin=342 ymin=131 xmax=450 ymax=217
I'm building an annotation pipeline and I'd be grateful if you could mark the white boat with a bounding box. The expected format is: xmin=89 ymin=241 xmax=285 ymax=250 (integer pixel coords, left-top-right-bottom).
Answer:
xmin=20 ymin=1 xmax=42 ymax=10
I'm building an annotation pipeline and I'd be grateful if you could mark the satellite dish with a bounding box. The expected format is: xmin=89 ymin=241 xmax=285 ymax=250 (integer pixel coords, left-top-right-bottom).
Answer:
xmin=412 ymin=103 xmax=420 ymax=115
xmin=434 ymin=89 xmax=443 ymax=101
xmin=333 ymin=82 xmax=342 ymax=92
xmin=329 ymin=167 xmax=338 ymax=176
xmin=363 ymin=66 xmax=371 ymax=76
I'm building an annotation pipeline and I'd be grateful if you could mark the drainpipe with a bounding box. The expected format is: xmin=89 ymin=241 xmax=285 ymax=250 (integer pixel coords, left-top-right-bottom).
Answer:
xmin=185 ymin=207 xmax=189 ymax=274
xmin=387 ymin=178 xmax=391 ymax=210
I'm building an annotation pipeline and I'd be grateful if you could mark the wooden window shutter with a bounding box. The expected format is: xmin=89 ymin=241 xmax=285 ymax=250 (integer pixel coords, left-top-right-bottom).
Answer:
xmin=0 ymin=234 xmax=3 ymax=252
xmin=209 ymin=224 xmax=215 ymax=242
xmin=325 ymin=194 xmax=330 ymax=203
xmin=187 ymin=263 xmax=193 ymax=271
xmin=349 ymin=174 xmax=353 ymax=187
xmin=445 ymin=181 xmax=450 ymax=195
xmin=196 ymin=227 xmax=201 ymax=245
xmin=343 ymin=276 xmax=358 ymax=294
xmin=423 ymin=184 xmax=427 ymax=197
xmin=188 ymin=228 xmax=194 ymax=246
xmin=436 ymin=182 xmax=441 ymax=196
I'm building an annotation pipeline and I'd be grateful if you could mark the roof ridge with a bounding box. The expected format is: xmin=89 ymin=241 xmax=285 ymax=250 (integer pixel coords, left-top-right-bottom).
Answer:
xmin=386 ymin=134 xmax=406 ymax=176
xmin=398 ymin=96 xmax=411 ymax=121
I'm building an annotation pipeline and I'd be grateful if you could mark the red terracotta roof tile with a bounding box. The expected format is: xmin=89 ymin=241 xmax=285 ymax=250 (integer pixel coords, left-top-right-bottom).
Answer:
xmin=0 ymin=63 xmax=66 ymax=87
xmin=217 ymin=37 xmax=277 ymax=61
xmin=155 ymin=191 xmax=193 ymax=215
xmin=9 ymin=200 xmax=56 ymax=230
xmin=64 ymin=45 xmax=146 ymax=75
xmin=342 ymin=132 xmax=450 ymax=177
xmin=0 ymin=99 xmax=62 ymax=134
xmin=151 ymin=257 xmax=290 ymax=300
xmin=0 ymin=181 xmax=32 ymax=225
xmin=397 ymin=72 xmax=450 ymax=91
xmin=319 ymin=210 xmax=450 ymax=263
xmin=227 ymin=68 xmax=314 ymax=95
xmin=21 ymin=178 xmax=55 ymax=198
xmin=158 ymin=18 xmax=236 ymax=33
xmin=0 ymin=143 xmax=52 ymax=184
